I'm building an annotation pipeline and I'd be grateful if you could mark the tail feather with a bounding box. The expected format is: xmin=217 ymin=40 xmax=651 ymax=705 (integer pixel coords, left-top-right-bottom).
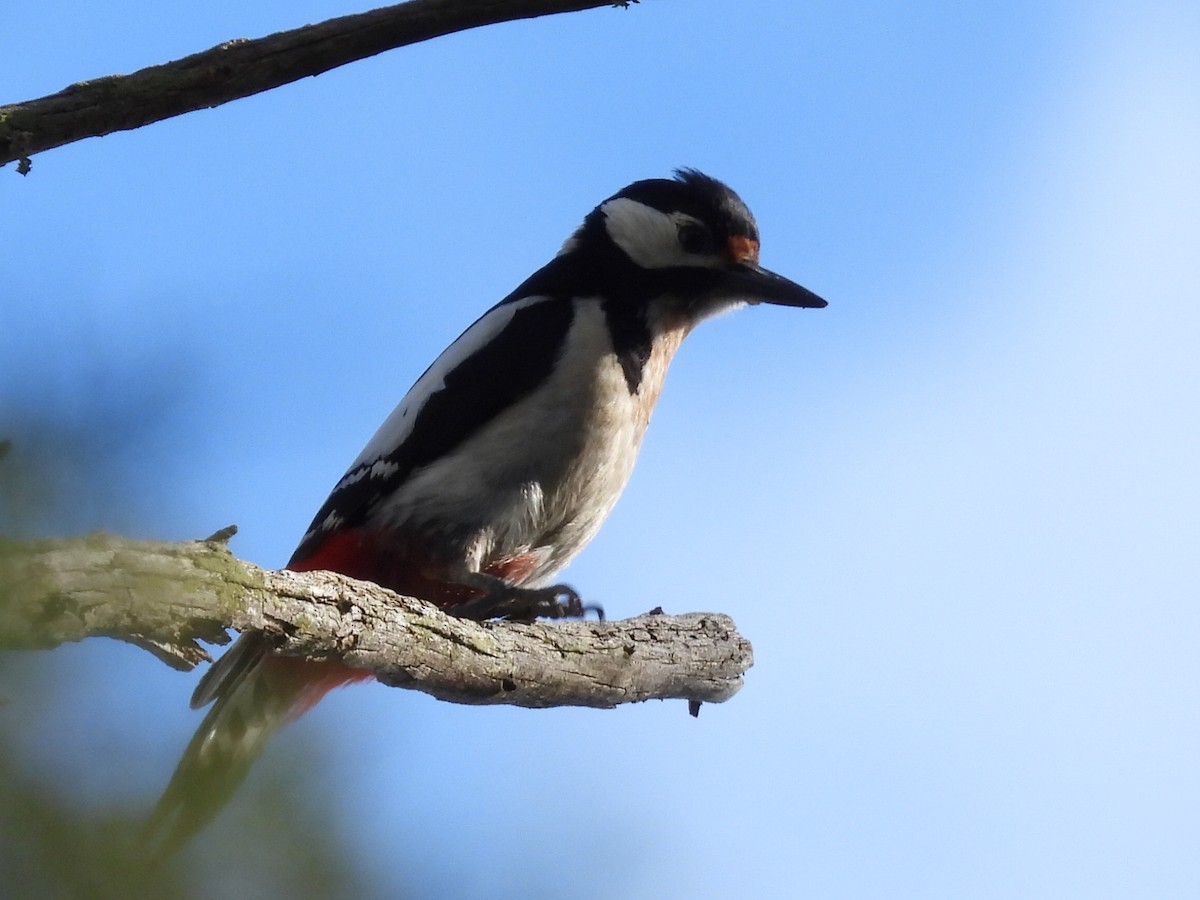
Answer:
xmin=189 ymin=630 xmax=270 ymax=710
xmin=145 ymin=632 xmax=368 ymax=858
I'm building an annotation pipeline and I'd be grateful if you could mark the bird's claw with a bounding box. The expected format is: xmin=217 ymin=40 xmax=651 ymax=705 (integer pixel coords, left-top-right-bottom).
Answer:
xmin=530 ymin=585 xmax=606 ymax=621
xmin=452 ymin=583 xmax=604 ymax=622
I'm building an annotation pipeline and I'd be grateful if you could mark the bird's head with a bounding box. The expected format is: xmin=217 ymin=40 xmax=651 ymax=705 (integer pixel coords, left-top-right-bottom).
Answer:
xmin=560 ymin=168 xmax=826 ymax=323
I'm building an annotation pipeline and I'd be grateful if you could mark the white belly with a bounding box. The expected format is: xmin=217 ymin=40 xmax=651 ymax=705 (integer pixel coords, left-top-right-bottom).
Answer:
xmin=373 ymin=298 xmax=682 ymax=583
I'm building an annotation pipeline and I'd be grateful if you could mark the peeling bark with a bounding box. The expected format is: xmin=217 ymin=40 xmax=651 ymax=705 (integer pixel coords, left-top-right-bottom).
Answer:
xmin=0 ymin=533 xmax=752 ymax=711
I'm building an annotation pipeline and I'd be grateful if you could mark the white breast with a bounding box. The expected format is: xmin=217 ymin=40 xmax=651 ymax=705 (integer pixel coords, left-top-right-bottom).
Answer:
xmin=372 ymin=297 xmax=683 ymax=584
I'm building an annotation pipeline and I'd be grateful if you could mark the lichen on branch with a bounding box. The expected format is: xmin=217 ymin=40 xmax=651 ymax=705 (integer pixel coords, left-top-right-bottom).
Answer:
xmin=0 ymin=532 xmax=752 ymax=711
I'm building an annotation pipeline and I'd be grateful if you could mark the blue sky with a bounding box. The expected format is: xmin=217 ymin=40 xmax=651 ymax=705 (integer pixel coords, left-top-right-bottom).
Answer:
xmin=3 ymin=0 xmax=1199 ymax=896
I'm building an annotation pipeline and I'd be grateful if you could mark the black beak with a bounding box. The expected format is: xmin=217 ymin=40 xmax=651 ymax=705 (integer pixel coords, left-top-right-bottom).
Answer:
xmin=720 ymin=262 xmax=827 ymax=309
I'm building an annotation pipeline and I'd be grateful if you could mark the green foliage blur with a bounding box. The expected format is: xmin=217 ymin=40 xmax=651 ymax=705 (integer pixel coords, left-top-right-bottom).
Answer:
xmin=0 ymin=373 xmax=390 ymax=899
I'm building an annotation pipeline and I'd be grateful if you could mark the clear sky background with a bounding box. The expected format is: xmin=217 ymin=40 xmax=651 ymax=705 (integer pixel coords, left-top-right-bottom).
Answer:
xmin=3 ymin=1 xmax=1198 ymax=897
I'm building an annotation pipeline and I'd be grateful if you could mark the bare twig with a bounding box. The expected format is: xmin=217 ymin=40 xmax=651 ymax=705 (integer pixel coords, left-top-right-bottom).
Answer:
xmin=0 ymin=0 xmax=637 ymax=170
xmin=0 ymin=533 xmax=752 ymax=710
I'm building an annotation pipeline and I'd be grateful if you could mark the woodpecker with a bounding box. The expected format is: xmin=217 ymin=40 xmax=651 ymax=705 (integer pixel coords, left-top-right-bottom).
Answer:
xmin=147 ymin=169 xmax=826 ymax=853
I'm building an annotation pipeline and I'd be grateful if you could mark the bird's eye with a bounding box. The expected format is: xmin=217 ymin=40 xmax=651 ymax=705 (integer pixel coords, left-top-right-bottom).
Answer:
xmin=677 ymin=222 xmax=715 ymax=255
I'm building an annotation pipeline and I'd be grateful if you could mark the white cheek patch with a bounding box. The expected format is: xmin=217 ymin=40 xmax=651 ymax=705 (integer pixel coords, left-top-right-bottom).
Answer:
xmin=602 ymin=198 xmax=717 ymax=270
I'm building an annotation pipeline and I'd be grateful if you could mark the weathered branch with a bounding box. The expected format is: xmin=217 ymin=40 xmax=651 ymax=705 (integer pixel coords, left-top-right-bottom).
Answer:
xmin=0 ymin=532 xmax=752 ymax=711
xmin=1 ymin=0 xmax=635 ymax=172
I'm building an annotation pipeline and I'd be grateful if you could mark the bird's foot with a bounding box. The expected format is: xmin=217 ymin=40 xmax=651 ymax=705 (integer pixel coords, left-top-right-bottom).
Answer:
xmin=452 ymin=583 xmax=604 ymax=622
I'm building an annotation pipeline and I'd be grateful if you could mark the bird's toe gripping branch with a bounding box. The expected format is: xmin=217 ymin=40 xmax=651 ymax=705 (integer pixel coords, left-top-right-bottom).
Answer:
xmin=451 ymin=582 xmax=604 ymax=622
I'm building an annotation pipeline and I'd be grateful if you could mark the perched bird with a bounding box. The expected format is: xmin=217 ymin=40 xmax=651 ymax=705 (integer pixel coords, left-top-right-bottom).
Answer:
xmin=147 ymin=169 xmax=826 ymax=853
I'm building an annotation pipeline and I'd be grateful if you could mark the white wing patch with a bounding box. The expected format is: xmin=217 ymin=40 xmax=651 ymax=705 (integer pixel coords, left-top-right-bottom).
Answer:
xmin=346 ymin=295 xmax=555 ymax=473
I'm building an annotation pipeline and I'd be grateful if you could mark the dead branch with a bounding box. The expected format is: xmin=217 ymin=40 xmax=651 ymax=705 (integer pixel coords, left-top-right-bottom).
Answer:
xmin=1 ymin=0 xmax=636 ymax=172
xmin=0 ymin=532 xmax=752 ymax=711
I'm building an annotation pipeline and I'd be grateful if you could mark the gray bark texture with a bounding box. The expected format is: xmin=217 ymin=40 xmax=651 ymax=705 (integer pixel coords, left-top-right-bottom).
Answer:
xmin=0 ymin=0 xmax=635 ymax=172
xmin=0 ymin=532 xmax=752 ymax=711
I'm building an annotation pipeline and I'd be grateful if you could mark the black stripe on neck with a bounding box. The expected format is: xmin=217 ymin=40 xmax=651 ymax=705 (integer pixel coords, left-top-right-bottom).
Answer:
xmin=602 ymin=298 xmax=653 ymax=394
